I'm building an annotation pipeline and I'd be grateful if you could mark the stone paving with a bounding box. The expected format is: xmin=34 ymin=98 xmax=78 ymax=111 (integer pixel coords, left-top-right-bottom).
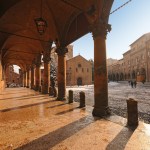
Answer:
xmin=66 ymin=81 xmax=150 ymax=123
xmin=0 ymin=87 xmax=150 ymax=150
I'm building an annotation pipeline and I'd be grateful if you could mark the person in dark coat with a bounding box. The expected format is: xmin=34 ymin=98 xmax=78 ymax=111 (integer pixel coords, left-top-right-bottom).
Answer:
xmin=133 ymin=80 xmax=137 ymax=88
xmin=128 ymin=80 xmax=131 ymax=85
xmin=131 ymin=81 xmax=133 ymax=88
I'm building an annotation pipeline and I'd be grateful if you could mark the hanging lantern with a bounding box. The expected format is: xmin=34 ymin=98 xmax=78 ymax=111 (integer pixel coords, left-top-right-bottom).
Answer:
xmin=34 ymin=17 xmax=47 ymax=35
xmin=34 ymin=0 xmax=47 ymax=35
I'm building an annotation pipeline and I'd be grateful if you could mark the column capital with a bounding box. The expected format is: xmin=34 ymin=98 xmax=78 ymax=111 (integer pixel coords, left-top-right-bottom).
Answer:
xmin=89 ymin=20 xmax=111 ymax=39
xmin=55 ymin=46 xmax=68 ymax=56
xmin=26 ymin=65 xmax=31 ymax=71
xmin=35 ymin=62 xmax=41 ymax=67
xmin=42 ymin=49 xmax=51 ymax=63
xmin=30 ymin=65 xmax=35 ymax=70
xmin=35 ymin=54 xmax=41 ymax=67
xmin=23 ymin=71 xmax=26 ymax=74
xmin=32 ymin=58 xmax=36 ymax=66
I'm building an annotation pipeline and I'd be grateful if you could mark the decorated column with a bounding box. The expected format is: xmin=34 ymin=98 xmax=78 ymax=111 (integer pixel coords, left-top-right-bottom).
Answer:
xmin=35 ymin=54 xmax=41 ymax=91
xmin=56 ymin=46 xmax=68 ymax=100
xmin=91 ymin=20 xmax=111 ymax=117
xmin=42 ymin=49 xmax=51 ymax=94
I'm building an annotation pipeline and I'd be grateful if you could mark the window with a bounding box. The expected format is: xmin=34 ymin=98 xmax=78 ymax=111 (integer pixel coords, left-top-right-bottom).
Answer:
xmin=78 ymin=64 xmax=81 ymax=67
xmin=87 ymin=68 xmax=89 ymax=72
xmin=76 ymin=68 xmax=78 ymax=72
xmin=82 ymin=68 xmax=84 ymax=72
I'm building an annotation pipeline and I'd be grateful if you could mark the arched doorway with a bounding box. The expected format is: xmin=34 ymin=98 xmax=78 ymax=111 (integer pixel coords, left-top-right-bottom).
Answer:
xmin=120 ymin=73 xmax=123 ymax=81
xmin=77 ymin=77 xmax=82 ymax=86
xmin=137 ymin=68 xmax=146 ymax=82
xmin=116 ymin=73 xmax=119 ymax=81
xmin=124 ymin=74 xmax=127 ymax=80
xmin=128 ymin=73 xmax=130 ymax=80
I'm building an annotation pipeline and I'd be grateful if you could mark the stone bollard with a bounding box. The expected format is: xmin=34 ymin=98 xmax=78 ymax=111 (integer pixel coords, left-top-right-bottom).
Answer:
xmin=68 ymin=90 xmax=73 ymax=103
xmin=79 ymin=91 xmax=85 ymax=108
xmin=127 ymin=98 xmax=138 ymax=126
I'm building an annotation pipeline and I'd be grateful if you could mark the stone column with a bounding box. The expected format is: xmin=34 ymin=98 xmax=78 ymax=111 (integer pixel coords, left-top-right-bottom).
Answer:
xmin=56 ymin=47 xmax=68 ymax=100
xmin=23 ymin=71 xmax=26 ymax=87
xmin=91 ymin=20 xmax=111 ymax=117
xmin=35 ymin=64 xmax=40 ymax=91
xmin=31 ymin=66 xmax=35 ymax=89
xmin=35 ymin=54 xmax=41 ymax=91
xmin=26 ymin=69 xmax=30 ymax=88
xmin=42 ymin=50 xmax=51 ymax=94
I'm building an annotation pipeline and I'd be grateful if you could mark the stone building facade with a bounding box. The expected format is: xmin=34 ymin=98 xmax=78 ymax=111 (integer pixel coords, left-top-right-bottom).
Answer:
xmin=108 ymin=33 xmax=150 ymax=82
xmin=66 ymin=55 xmax=92 ymax=86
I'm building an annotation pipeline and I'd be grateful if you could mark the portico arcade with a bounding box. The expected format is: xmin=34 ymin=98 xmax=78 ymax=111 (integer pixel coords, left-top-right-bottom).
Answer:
xmin=0 ymin=0 xmax=114 ymax=117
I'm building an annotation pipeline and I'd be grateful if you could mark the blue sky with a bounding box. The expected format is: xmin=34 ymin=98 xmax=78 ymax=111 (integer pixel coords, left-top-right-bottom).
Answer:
xmin=72 ymin=0 xmax=150 ymax=60
xmin=14 ymin=0 xmax=150 ymax=72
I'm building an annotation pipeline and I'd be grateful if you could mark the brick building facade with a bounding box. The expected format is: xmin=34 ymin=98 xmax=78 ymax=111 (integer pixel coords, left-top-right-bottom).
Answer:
xmin=41 ymin=45 xmax=92 ymax=86
xmin=5 ymin=65 xmax=20 ymax=86
xmin=66 ymin=55 xmax=92 ymax=86
xmin=108 ymin=33 xmax=150 ymax=82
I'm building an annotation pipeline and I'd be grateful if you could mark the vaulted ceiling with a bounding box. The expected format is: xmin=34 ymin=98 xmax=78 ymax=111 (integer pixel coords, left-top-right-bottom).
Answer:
xmin=0 ymin=0 xmax=114 ymax=71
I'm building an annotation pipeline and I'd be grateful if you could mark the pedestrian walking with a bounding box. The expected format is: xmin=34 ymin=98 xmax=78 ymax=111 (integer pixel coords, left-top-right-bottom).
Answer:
xmin=128 ymin=80 xmax=131 ymax=85
xmin=131 ymin=81 xmax=133 ymax=88
xmin=133 ymin=80 xmax=137 ymax=88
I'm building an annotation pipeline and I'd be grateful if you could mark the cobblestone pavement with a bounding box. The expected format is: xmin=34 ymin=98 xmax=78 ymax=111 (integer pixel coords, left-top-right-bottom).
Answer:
xmin=1 ymin=88 xmax=150 ymax=149
xmin=66 ymin=82 xmax=150 ymax=124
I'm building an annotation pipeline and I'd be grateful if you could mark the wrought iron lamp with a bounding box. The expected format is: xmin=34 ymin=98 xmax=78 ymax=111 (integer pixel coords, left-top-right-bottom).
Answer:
xmin=35 ymin=0 xmax=47 ymax=35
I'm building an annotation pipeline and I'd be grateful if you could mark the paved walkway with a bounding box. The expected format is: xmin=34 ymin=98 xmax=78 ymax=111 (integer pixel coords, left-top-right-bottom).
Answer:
xmin=0 ymin=88 xmax=150 ymax=150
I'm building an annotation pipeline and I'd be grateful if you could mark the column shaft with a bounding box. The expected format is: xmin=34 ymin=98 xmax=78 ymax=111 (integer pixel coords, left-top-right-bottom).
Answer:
xmin=42 ymin=63 xmax=50 ymax=94
xmin=26 ymin=70 xmax=30 ymax=88
xmin=57 ymin=54 xmax=66 ymax=100
xmin=91 ymin=21 xmax=111 ymax=117
xmin=23 ymin=72 xmax=26 ymax=87
xmin=35 ymin=66 xmax=40 ymax=91
xmin=31 ymin=67 xmax=35 ymax=89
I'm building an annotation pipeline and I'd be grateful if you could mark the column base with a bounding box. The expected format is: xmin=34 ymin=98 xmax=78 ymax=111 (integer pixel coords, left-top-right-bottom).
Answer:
xmin=56 ymin=96 xmax=66 ymax=101
xmin=92 ymin=106 xmax=111 ymax=117
xmin=34 ymin=86 xmax=39 ymax=91
xmin=49 ymin=87 xmax=54 ymax=96
xmin=49 ymin=87 xmax=57 ymax=97
xmin=42 ymin=91 xmax=48 ymax=94
xmin=39 ymin=86 xmax=41 ymax=92
xmin=31 ymin=85 xmax=35 ymax=90
xmin=42 ymin=86 xmax=48 ymax=94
